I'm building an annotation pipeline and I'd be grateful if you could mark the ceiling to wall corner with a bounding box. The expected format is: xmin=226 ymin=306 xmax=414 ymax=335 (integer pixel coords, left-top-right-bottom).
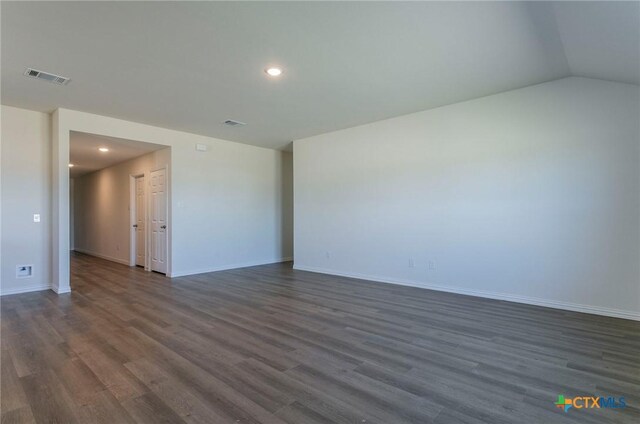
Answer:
xmin=2 ymin=2 xmax=638 ymax=150
xmin=553 ymin=2 xmax=640 ymax=86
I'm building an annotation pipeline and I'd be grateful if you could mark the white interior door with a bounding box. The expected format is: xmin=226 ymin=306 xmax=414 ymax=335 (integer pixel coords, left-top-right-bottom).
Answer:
xmin=150 ymin=168 xmax=167 ymax=274
xmin=135 ymin=176 xmax=145 ymax=267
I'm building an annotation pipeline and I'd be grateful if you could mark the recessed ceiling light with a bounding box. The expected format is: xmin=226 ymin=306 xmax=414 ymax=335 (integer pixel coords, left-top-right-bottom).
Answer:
xmin=68 ymin=163 xmax=74 ymax=167
xmin=98 ymin=147 xmax=109 ymax=152
xmin=265 ymin=67 xmax=283 ymax=77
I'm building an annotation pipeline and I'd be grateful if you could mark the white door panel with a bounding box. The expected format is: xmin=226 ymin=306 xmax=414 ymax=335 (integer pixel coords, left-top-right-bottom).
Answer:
xmin=150 ymin=168 xmax=167 ymax=274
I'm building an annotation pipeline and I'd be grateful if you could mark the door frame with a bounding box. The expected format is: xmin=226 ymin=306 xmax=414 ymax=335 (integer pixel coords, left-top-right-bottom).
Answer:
xmin=149 ymin=165 xmax=170 ymax=274
xmin=53 ymin=109 xmax=173 ymax=294
xmin=129 ymin=172 xmax=148 ymax=269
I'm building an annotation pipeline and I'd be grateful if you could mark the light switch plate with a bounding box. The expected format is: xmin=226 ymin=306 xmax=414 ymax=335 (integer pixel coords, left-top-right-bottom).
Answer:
xmin=33 ymin=214 xmax=40 ymax=222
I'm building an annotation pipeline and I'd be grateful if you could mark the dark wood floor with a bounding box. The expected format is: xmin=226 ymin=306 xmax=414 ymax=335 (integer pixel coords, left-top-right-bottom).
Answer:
xmin=1 ymin=253 xmax=638 ymax=423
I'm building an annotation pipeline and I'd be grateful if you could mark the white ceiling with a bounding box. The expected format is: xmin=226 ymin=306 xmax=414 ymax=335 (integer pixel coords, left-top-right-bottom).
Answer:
xmin=2 ymin=2 xmax=638 ymax=150
xmin=69 ymin=132 xmax=166 ymax=178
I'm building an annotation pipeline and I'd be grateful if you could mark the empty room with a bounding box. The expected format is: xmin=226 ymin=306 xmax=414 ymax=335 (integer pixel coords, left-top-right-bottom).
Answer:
xmin=0 ymin=2 xmax=638 ymax=424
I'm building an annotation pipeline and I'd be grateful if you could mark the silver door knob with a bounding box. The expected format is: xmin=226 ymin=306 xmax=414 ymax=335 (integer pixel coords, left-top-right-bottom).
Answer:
xmin=133 ymin=224 xmax=138 ymax=228
xmin=161 ymin=225 xmax=167 ymax=229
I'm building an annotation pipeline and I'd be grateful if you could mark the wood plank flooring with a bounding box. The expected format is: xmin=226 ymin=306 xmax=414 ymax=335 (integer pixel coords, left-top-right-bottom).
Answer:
xmin=1 ymin=252 xmax=639 ymax=423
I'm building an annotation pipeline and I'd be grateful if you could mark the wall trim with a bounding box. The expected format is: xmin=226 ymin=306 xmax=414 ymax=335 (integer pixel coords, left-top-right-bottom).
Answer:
xmin=51 ymin=285 xmax=71 ymax=294
xmin=293 ymin=264 xmax=640 ymax=322
xmin=73 ymin=248 xmax=130 ymax=266
xmin=171 ymin=257 xmax=293 ymax=278
xmin=1 ymin=283 xmax=51 ymax=296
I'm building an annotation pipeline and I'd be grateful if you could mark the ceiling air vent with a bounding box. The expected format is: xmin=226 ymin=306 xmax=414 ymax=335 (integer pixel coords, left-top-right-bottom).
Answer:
xmin=24 ymin=68 xmax=70 ymax=85
xmin=223 ymin=119 xmax=247 ymax=127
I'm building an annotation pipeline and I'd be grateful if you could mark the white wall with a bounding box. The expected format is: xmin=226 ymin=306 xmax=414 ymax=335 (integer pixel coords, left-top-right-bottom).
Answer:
xmin=0 ymin=106 xmax=52 ymax=295
xmin=281 ymin=151 xmax=294 ymax=257
xmin=53 ymin=108 xmax=293 ymax=281
xmin=294 ymin=77 xmax=640 ymax=320
xmin=1 ymin=106 xmax=293 ymax=294
xmin=69 ymin=178 xmax=74 ymax=251
xmin=73 ymin=148 xmax=170 ymax=264
xmin=169 ymin=139 xmax=293 ymax=276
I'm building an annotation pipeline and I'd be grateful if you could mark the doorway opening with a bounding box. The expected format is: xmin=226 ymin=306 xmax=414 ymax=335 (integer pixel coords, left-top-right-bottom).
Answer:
xmin=69 ymin=131 xmax=171 ymax=276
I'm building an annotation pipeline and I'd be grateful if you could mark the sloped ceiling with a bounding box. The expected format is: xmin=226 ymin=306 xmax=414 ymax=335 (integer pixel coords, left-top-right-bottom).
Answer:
xmin=1 ymin=1 xmax=638 ymax=150
xmin=553 ymin=1 xmax=640 ymax=85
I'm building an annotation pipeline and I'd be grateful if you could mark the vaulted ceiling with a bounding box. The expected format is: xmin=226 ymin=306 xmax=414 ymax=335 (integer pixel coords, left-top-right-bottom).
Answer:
xmin=2 ymin=1 xmax=638 ymax=150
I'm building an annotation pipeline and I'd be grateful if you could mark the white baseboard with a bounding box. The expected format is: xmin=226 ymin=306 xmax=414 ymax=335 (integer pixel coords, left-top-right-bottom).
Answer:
xmin=74 ymin=248 xmax=130 ymax=266
xmin=1 ymin=283 xmax=51 ymax=296
xmin=51 ymin=285 xmax=71 ymax=294
xmin=293 ymin=264 xmax=640 ymax=322
xmin=170 ymin=257 xmax=293 ymax=278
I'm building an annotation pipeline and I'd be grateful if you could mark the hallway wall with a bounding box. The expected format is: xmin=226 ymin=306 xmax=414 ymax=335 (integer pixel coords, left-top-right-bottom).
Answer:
xmin=73 ymin=148 xmax=170 ymax=265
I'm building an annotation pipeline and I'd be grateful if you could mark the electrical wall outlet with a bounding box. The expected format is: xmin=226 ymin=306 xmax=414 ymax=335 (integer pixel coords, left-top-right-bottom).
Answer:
xmin=408 ymin=258 xmax=415 ymax=268
xmin=428 ymin=260 xmax=436 ymax=270
xmin=17 ymin=265 xmax=33 ymax=278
